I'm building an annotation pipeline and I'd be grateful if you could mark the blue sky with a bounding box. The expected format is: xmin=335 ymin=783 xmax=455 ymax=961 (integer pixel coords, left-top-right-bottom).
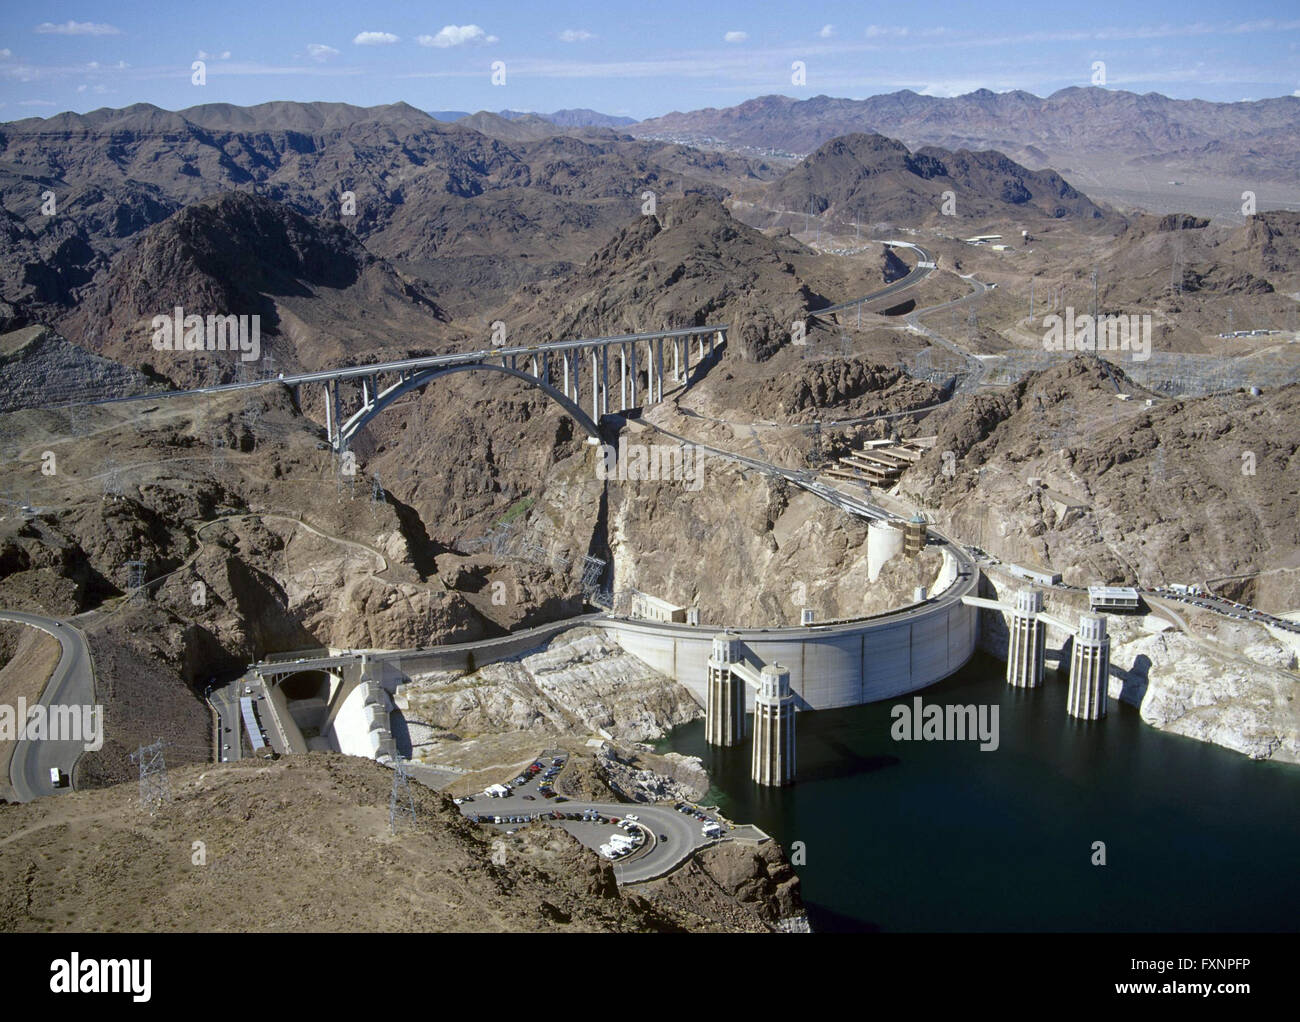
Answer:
xmin=3 ymin=1 xmax=1299 ymax=119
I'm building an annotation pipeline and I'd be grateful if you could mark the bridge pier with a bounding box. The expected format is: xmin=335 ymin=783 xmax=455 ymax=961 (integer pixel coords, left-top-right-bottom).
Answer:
xmin=752 ymin=663 xmax=796 ymax=787
xmin=600 ymin=345 xmax=609 ymax=416
xmin=706 ymin=632 xmax=745 ymax=747
xmin=1067 ymin=614 xmax=1109 ymax=720
xmin=324 ymin=381 xmax=334 ymax=447
xmin=1007 ymin=588 xmax=1046 ymax=688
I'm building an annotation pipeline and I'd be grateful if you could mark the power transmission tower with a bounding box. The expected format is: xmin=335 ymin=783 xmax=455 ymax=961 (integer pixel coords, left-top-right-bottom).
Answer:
xmin=102 ymin=458 xmax=124 ymax=500
xmin=389 ymin=758 xmax=417 ymax=834
xmin=210 ymin=426 xmax=226 ymax=470
xmin=579 ymin=555 xmax=605 ymax=597
xmin=805 ymin=420 xmax=824 ymax=469
xmin=130 ymin=740 xmax=171 ymax=813
xmin=124 ymin=560 xmax=147 ymax=604
xmin=519 ymin=537 xmax=548 ymax=566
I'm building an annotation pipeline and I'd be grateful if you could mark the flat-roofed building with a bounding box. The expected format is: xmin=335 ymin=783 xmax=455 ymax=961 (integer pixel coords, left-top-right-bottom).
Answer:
xmin=1088 ymin=585 xmax=1140 ymax=612
xmin=630 ymin=591 xmax=688 ymax=623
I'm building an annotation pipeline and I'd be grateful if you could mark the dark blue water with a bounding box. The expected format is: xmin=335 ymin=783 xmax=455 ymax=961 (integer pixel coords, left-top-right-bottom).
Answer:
xmin=657 ymin=653 xmax=1300 ymax=932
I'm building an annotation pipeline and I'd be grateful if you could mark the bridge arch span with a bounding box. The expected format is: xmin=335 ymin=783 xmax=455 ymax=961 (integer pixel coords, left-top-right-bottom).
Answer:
xmin=338 ymin=362 xmax=603 ymax=449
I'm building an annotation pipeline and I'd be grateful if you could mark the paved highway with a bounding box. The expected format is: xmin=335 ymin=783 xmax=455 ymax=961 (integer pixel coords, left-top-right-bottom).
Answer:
xmin=0 ymin=610 xmax=96 ymax=802
xmin=818 ymin=242 xmax=936 ymax=315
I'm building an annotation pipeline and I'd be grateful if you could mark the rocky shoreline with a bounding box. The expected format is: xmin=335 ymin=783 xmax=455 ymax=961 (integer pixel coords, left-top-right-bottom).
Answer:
xmin=979 ymin=566 xmax=1300 ymax=764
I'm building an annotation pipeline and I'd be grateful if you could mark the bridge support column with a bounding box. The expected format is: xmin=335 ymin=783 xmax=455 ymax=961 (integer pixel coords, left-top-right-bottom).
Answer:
xmin=673 ymin=338 xmax=680 ymax=382
xmin=324 ymin=380 xmax=334 ymax=447
xmin=1067 ymin=614 xmax=1109 ymax=720
xmin=590 ymin=350 xmax=599 ymax=422
xmin=706 ymin=632 xmax=744 ymax=747
xmin=646 ymin=341 xmax=655 ymax=404
xmin=600 ymin=345 xmax=609 ymax=417
xmin=752 ymin=663 xmax=796 ymax=786
xmin=630 ymin=343 xmax=638 ymax=407
xmin=655 ymin=339 xmax=664 ymax=403
xmin=620 ymin=345 xmax=627 ymax=411
xmin=684 ymin=334 xmax=691 ymax=387
xmin=1007 ymin=588 xmax=1046 ymax=689
xmin=563 ymin=352 xmax=570 ymax=399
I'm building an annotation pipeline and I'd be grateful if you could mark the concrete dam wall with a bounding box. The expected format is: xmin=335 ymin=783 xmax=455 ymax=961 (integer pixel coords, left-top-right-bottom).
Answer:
xmin=597 ymin=592 xmax=978 ymax=711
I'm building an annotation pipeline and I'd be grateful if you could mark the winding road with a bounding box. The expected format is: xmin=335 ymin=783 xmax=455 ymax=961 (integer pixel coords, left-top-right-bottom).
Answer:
xmin=0 ymin=611 xmax=96 ymax=802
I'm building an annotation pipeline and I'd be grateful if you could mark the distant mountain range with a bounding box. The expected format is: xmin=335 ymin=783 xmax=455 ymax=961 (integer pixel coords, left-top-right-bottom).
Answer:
xmin=431 ymin=108 xmax=636 ymax=128
xmin=633 ymin=87 xmax=1300 ymax=186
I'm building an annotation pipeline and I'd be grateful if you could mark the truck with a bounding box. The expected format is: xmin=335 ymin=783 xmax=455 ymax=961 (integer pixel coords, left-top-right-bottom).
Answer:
xmin=49 ymin=767 xmax=68 ymax=788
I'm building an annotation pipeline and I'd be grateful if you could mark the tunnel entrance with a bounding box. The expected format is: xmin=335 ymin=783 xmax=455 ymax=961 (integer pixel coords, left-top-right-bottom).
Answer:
xmin=280 ymin=671 xmax=329 ymax=701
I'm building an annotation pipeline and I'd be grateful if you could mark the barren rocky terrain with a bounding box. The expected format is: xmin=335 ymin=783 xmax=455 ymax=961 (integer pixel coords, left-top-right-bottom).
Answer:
xmin=0 ymin=753 xmax=795 ymax=932
xmin=0 ymin=96 xmax=1297 ymax=932
xmin=900 ymin=358 xmax=1300 ymax=610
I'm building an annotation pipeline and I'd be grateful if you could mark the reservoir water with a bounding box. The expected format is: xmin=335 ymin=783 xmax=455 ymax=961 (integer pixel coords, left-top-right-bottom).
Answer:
xmin=657 ymin=652 xmax=1300 ymax=932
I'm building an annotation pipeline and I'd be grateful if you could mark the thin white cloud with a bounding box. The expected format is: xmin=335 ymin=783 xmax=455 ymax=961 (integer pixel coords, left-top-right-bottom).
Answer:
xmin=196 ymin=50 xmax=232 ymax=61
xmin=35 ymin=20 xmax=120 ymax=36
xmin=307 ymin=43 xmax=340 ymax=61
xmin=353 ymin=31 xmax=399 ymax=46
xmin=418 ymin=25 xmax=498 ymax=48
xmin=19 ymin=98 xmax=58 ymax=105
xmin=819 ymin=25 xmax=835 ymax=39
xmin=724 ymin=31 xmax=748 ymax=44
xmin=866 ymin=25 xmax=910 ymax=38
xmin=558 ymin=29 xmax=595 ymax=43
xmin=0 ymin=49 xmax=11 ymax=58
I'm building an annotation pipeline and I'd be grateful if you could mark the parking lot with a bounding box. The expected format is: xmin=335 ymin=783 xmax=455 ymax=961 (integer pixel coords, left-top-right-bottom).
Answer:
xmin=453 ymin=747 xmax=740 ymax=884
